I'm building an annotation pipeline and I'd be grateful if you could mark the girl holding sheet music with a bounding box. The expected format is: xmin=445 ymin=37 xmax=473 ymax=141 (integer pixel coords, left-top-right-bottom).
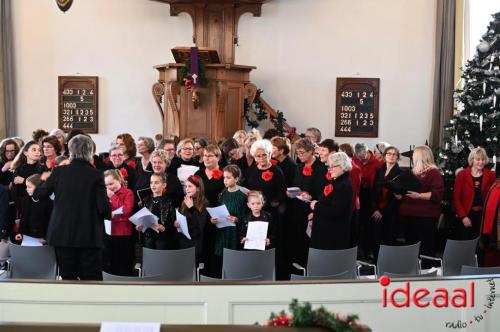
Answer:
xmin=175 ymin=175 xmax=208 ymax=263
xmin=139 ymin=172 xmax=177 ymax=250
xmin=14 ymin=174 xmax=52 ymax=245
xmin=104 ymin=169 xmax=135 ymax=276
xmin=240 ymin=191 xmax=274 ymax=249
xmin=210 ymin=165 xmax=249 ymax=276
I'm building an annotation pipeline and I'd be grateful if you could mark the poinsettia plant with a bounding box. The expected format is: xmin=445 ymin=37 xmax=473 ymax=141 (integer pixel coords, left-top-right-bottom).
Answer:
xmin=266 ymin=299 xmax=371 ymax=332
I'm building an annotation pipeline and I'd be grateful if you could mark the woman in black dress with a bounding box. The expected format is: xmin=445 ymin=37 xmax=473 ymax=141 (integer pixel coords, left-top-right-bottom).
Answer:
xmin=371 ymin=146 xmax=402 ymax=259
xmin=288 ymin=138 xmax=328 ymax=269
xmin=135 ymin=137 xmax=155 ymax=192
xmin=245 ymin=139 xmax=287 ymax=279
xmin=309 ymin=152 xmax=353 ymax=250
xmin=0 ymin=138 xmax=19 ymax=186
xmin=195 ymin=145 xmax=225 ymax=276
xmin=270 ymin=137 xmax=297 ymax=188
xmin=11 ymin=141 xmax=47 ymax=216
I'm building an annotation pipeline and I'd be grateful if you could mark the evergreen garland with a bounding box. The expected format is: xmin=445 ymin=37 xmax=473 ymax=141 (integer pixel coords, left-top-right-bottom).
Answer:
xmin=179 ymin=58 xmax=208 ymax=88
xmin=266 ymin=299 xmax=371 ymax=332
xmin=270 ymin=110 xmax=287 ymax=137
xmin=244 ymin=89 xmax=268 ymax=128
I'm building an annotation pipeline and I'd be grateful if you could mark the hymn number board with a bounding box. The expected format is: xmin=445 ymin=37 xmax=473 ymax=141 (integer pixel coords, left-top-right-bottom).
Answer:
xmin=58 ymin=76 xmax=98 ymax=133
xmin=335 ymin=78 xmax=379 ymax=137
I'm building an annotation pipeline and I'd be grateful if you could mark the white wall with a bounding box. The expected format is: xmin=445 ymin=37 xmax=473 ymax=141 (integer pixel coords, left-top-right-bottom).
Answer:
xmin=12 ymin=0 xmax=436 ymax=152
xmin=468 ymin=0 xmax=500 ymax=59
xmin=0 ymin=277 xmax=499 ymax=331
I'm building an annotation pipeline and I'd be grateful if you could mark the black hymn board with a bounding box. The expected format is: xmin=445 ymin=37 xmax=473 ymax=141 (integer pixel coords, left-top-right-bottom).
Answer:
xmin=58 ymin=76 xmax=98 ymax=133
xmin=335 ymin=77 xmax=379 ymax=138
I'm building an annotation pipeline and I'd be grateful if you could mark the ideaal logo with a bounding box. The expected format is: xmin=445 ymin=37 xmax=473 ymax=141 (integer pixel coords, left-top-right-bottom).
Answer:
xmin=379 ymin=276 xmax=496 ymax=329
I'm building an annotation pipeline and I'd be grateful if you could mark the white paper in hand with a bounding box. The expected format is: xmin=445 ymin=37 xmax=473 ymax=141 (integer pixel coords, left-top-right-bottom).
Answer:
xmin=111 ymin=206 xmax=124 ymax=217
xmin=207 ymin=205 xmax=235 ymax=228
xmin=286 ymin=187 xmax=302 ymax=198
xmin=104 ymin=219 xmax=112 ymax=235
xmin=244 ymin=221 xmax=268 ymax=251
xmin=129 ymin=207 xmax=158 ymax=233
xmin=175 ymin=209 xmax=191 ymax=240
xmin=306 ymin=221 xmax=312 ymax=238
xmin=21 ymin=235 xmax=43 ymax=246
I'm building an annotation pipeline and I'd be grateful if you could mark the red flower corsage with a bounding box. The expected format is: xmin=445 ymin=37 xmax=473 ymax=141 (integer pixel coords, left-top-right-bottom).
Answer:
xmin=212 ymin=169 xmax=223 ymax=180
xmin=49 ymin=159 xmax=56 ymax=169
xmin=126 ymin=160 xmax=137 ymax=169
xmin=270 ymin=159 xmax=278 ymax=166
xmin=119 ymin=167 xmax=128 ymax=178
xmin=302 ymin=165 xmax=313 ymax=176
xmin=326 ymin=171 xmax=333 ymax=180
xmin=323 ymin=184 xmax=333 ymax=196
xmin=262 ymin=170 xmax=274 ymax=182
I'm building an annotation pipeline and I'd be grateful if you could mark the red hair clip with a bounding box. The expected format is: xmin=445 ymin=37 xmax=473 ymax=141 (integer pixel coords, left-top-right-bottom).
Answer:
xmin=188 ymin=175 xmax=201 ymax=186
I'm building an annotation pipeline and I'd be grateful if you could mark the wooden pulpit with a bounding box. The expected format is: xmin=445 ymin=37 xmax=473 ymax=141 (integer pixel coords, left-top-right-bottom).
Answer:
xmin=153 ymin=47 xmax=257 ymax=142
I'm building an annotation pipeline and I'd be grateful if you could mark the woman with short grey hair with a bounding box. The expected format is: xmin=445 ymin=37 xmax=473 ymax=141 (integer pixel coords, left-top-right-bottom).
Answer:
xmin=34 ymin=134 xmax=111 ymax=280
xmin=327 ymin=151 xmax=352 ymax=173
xmin=309 ymin=152 xmax=353 ymax=250
xmin=244 ymin=139 xmax=287 ymax=278
xmin=249 ymin=139 xmax=273 ymax=159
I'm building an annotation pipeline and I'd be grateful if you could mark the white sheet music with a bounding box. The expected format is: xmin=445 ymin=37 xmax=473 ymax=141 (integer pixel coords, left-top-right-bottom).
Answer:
xmin=21 ymin=235 xmax=43 ymax=246
xmin=175 ymin=209 xmax=191 ymax=240
xmin=111 ymin=206 xmax=123 ymax=217
xmin=104 ymin=219 xmax=112 ymax=236
xmin=243 ymin=221 xmax=268 ymax=251
xmin=129 ymin=207 xmax=158 ymax=233
xmin=206 ymin=205 xmax=235 ymax=228
xmin=177 ymin=165 xmax=199 ymax=183
xmin=286 ymin=187 xmax=302 ymax=198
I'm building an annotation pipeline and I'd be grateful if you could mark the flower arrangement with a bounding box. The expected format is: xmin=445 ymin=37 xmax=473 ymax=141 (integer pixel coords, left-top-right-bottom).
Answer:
xmin=266 ymin=299 xmax=371 ymax=332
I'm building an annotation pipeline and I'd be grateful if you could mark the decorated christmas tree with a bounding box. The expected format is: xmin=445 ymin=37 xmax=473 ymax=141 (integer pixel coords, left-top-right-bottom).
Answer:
xmin=438 ymin=11 xmax=500 ymax=203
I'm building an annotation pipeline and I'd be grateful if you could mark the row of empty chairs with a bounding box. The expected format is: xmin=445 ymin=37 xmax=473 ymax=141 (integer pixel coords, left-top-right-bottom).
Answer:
xmin=2 ymin=238 xmax=499 ymax=281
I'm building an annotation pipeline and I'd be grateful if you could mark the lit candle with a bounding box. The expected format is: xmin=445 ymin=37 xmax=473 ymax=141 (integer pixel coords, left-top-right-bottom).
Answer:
xmin=455 ymin=133 xmax=458 ymax=143
xmin=480 ymin=114 xmax=483 ymax=132
xmin=483 ymin=82 xmax=487 ymax=94
xmin=494 ymin=95 xmax=497 ymax=108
